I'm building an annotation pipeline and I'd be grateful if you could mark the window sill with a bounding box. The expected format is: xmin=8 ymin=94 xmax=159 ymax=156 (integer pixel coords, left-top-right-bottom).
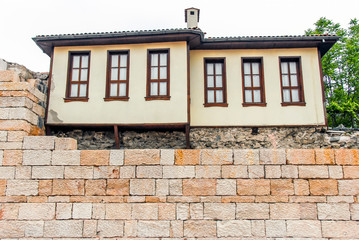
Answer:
xmin=64 ymin=98 xmax=89 ymax=102
xmin=242 ymin=103 xmax=267 ymax=107
xmin=145 ymin=96 xmax=171 ymax=101
xmin=281 ymin=102 xmax=306 ymax=106
xmin=104 ymin=97 xmax=129 ymax=101
xmin=204 ymin=103 xmax=229 ymax=107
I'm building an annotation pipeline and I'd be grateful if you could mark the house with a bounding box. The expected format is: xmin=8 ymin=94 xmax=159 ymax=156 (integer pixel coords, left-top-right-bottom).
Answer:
xmin=33 ymin=8 xmax=339 ymax=148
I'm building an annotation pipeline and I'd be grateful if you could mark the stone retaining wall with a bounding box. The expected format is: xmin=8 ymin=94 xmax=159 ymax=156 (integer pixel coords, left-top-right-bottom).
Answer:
xmin=1 ymin=136 xmax=359 ymax=239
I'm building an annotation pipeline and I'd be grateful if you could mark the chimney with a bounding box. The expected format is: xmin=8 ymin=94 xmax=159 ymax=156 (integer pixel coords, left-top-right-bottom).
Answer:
xmin=185 ymin=8 xmax=200 ymax=29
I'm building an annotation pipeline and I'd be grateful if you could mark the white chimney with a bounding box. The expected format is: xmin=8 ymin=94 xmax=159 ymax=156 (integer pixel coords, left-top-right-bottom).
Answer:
xmin=185 ymin=8 xmax=200 ymax=29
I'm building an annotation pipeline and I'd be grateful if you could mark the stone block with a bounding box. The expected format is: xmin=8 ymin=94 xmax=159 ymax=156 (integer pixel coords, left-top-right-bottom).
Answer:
xmin=56 ymin=203 xmax=72 ymax=219
xmin=7 ymin=131 xmax=27 ymax=142
xmin=217 ymin=220 xmax=251 ymax=237
xmin=195 ymin=166 xmax=221 ymax=178
xmin=265 ymin=220 xmax=286 ymax=237
xmin=176 ymin=203 xmax=189 ymax=220
xmin=0 ymin=119 xmax=31 ymax=133
xmin=72 ymin=203 xmax=92 ymax=219
xmin=0 ymin=179 xmax=6 ymax=195
xmin=299 ymin=203 xmax=317 ymax=219
xmin=335 ymin=149 xmax=359 ymax=165
xmin=183 ymin=179 xmax=216 ymax=196
xmin=38 ymin=180 xmax=52 ymax=196
xmin=189 ymin=203 xmax=203 ymax=219
xmin=18 ymin=203 xmax=55 ymax=220
xmin=130 ymin=179 xmax=155 ymax=195
xmin=174 ymin=149 xmax=200 ymax=165
xmin=287 ymin=149 xmax=315 ymax=164
xmin=92 ymin=203 xmax=105 ymax=219
xmin=270 ymin=203 xmax=300 ymax=219
xmin=54 ymin=137 xmax=77 ymax=150
xmin=329 ymin=165 xmax=343 ymax=178
xmin=52 ymin=150 xmax=80 ymax=165
xmin=222 ymin=165 xmax=248 ymax=178
xmin=0 ymin=203 xmax=18 ymax=219
xmin=236 ymin=203 xmax=269 ymax=219
xmin=83 ymin=220 xmax=97 ymax=237
xmin=97 ymin=220 xmax=124 ymax=237
xmin=251 ymin=220 xmax=265 ymax=237
xmin=339 ymin=180 xmax=359 ymax=195
xmin=170 ymin=220 xmax=183 ymax=237
xmin=132 ymin=203 xmax=158 ymax=219
xmin=0 ymin=141 xmax=23 ymax=150
xmin=137 ymin=166 xmax=162 ymax=178
xmin=237 ymin=179 xmax=270 ymax=195
xmin=0 ymin=221 xmax=25 ymax=238
xmin=322 ymin=220 xmax=359 ymax=238
xmin=64 ymin=166 xmax=93 ymax=179
xmin=234 ymin=149 xmax=259 ymax=165
xmin=184 ymin=220 xmax=216 ymax=237
xmin=32 ymin=166 xmax=64 ymax=179
xmin=0 ymin=131 xmax=7 ymax=141
xmin=248 ymin=165 xmax=264 ymax=178
xmin=169 ymin=179 xmax=182 ymax=195
xmin=286 ymin=220 xmax=322 ymax=237
xmin=281 ymin=165 xmax=298 ymax=178
xmin=0 ymin=96 xmax=32 ymax=108
xmin=204 ymin=203 xmax=235 ymax=220
xmin=80 ymin=150 xmax=109 ymax=166
xmin=350 ymin=203 xmax=359 ymax=220
xmin=15 ymin=166 xmax=31 ymax=179
xmin=315 ymin=149 xmax=335 ymax=164
xmin=343 ymin=166 xmax=359 ymax=178
xmin=0 ymin=166 xmax=15 ymax=179
xmin=8 ymin=108 xmax=38 ymax=125
xmin=2 ymin=150 xmax=22 ymax=165
xmin=109 ymin=149 xmax=124 ymax=165
xmin=52 ymin=179 xmax=84 ymax=195
xmin=294 ymin=179 xmax=309 ymax=195
xmin=105 ymin=203 xmax=131 ymax=219
xmin=270 ymin=179 xmax=294 ymax=195
xmin=318 ymin=203 xmax=350 ymax=220
xmin=137 ymin=220 xmax=170 ymax=237
xmin=107 ymin=179 xmax=129 ymax=196
xmin=124 ymin=149 xmax=160 ymax=165
xmin=163 ymin=166 xmax=195 ymax=178
xmin=0 ymin=70 xmax=20 ymax=82
xmin=93 ymin=166 xmax=119 ymax=179
xmin=120 ymin=165 xmax=135 ymax=178
xmin=23 ymin=150 xmax=51 ymax=165
xmin=216 ymin=179 xmax=236 ymax=195
xmin=259 ymin=149 xmax=286 ymax=164
xmin=327 ymin=196 xmax=354 ymax=203
xmin=160 ymin=149 xmax=174 ymax=165
xmin=158 ymin=203 xmax=176 ymax=220
xmin=24 ymin=220 xmax=44 ymax=237
xmin=23 ymin=136 xmax=55 ymax=150
xmin=298 ymin=165 xmax=329 ymax=178
xmin=200 ymin=149 xmax=233 ymax=165
xmin=6 ymin=180 xmax=38 ymax=196
xmin=85 ymin=179 xmax=106 ymax=196
xmin=309 ymin=179 xmax=338 ymax=195
xmin=156 ymin=179 xmax=169 ymax=196
xmin=265 ymin=165 xmax=281 ymax=178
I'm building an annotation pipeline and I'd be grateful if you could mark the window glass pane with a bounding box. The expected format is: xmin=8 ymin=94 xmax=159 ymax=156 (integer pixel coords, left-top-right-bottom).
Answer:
xmin=81 ymin=56 xmax=89 ymax=68
xmin=159 ymin=82 xmax=167 ymax=95
xmin=253 ymin=90 xmax=261 ymax=103
xmin=292 ymin=89 xmax=299 ymax=102
xmin=70 ymin=84 xmax=78 ymax=97
xmin=111 ymin=55 xmax=119 ymax=67
xmin=207 ymin=76 xmax=214 ymax=87
xmin=282 ymin=75 xmax=289 ymax=87
xmin=244 ymin=75 xmax=251 ymax=87
xmin=72 ymin=69 xmax=79 ymax=81
xmin=159 ymin=67 xmax=167 ymax=79
xmin=243 ymin=63 xmax=251 ymax=74
xmin=290 ymin=74 xmax=298 ymax=86
xmin=151 ymin=82 xmax=158 ymax=95
xmin=79 ymin=84 xmax=87 ymax=97
xmin=73 ymin=56 xmax=80 ymax=68
xmin=215 ymin=76 xmax=223 ymax=88
xmin=160 ymin=53 xmax=167 ymax=66
xmin=289 ymin=62 xmax=297 ymax=73
xmin=207 ymin=63 xmax=214 ymax=74
xmin=119 ymin=83 xmax=126 ymax=96
xmin=215 ymin=63 xmax=222 ymax=75
xmin=281 ymin=62 xmax=288 ymax=74
xmin=80 ymin=69 xmax=88 ymax=81
xmin=110 ymin=83 xmax=117 ymax=97
xmin=253 ymin=75 xmax=260 ymax=87
xmin=120 ymin=54 xmax=127 ymax=67
xmin=252 ymin=62 xmax=259 ymax=74
xmin=216 ymin=90 xmax=223 ymax=103
xmin=111 ymin=68 xmax=118 ymax=80
xmin=151 ymin=67 xmax=158 ymax=79
xmin=283 ymin=89 xmax=290 ymax=102
xmin=245 ymin=90 xmax=252 ymax=103
xmin=151 ymin=54 xmax=158 ymax=66
xmin=119 ymin=68 xmax=127 ymax=80
xmin=207 ymin=90 xmax=215 ymax=103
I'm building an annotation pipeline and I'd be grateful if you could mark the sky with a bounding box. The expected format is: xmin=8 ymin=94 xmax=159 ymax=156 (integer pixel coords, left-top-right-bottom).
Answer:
xmin=0 ymin=0 xmax=358 ymax=72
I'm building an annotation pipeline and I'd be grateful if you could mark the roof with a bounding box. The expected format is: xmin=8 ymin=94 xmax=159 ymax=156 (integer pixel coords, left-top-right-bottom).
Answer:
xmin=33 ymin=28 xmax=339 ymax=57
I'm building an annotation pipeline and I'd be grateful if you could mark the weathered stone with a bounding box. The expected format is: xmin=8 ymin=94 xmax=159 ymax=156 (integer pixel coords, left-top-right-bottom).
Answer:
xmin=83 ymin=219 xmax=97 ymax=237
xmin=234 ymin=149 xmax=259 ymax=165
xmin=281 ymin=165 xmax=298 ymax=178
xmin=298 ymin=165 xmax=329 ymax=178
xmin=200 ymin=149 xmax=233 ymax=165
xmin=132 ymin=203 xmax=158 ymax=219
xmin=260 ymin=149 xmax=286 ymax=164
xmin=137 ymin=166 xmax=162 ymax=178
xmin=120 ymin=166 xmax=135 ymax=178
xmin=315 ymin=149 xmax=335 ymax=164
xmin=109 ymin=149 xmax=124 ymax=165
xmin=265 ymin=165 xmax=281 ymax=178
xmin=56 ymin=203 xmax=72 ymax=219
xmin=52 ymin=150 xmax=80 ymax=165
xmin=183 ymin=179 xmax=216 ymax=196
xmin=329 ymin=165 xmax=343 ymax=178
xmin=105 ymin=203 xmax=131 ymax=219
xmin=137 ymin=220 xmax=170 ymax=237
xmin=294 ymin=179 xmax=309 ymax=195
xmin=184 ymin=220 xmax=216 ymax=237
xmin=160 ymin=149 xmax=174 ymax=165
xmin=6 ymin=180 xmax=38 ymax=196
xmin=125 ymin=149 xmax=160 ymax=165
xmin=0 ymin=166 xmax=15 ymax=179
xmin=222 ymin=165 xmax=248 ymax=178
xmin=195 ymin=166 xmax=221 ymax=178
xmin=287 ymin=149 xmax=315 ymax=164
xmin=317 ymin=203 xmax=350 ymax=220
xmin=270 ymin=203 xmax=300 ymax=219
xmin=80 ymin=150 xmax=109 ymax=165
xmin=163 ymin=166 xmax=195 ymax=178
xmin=85 ymin=179 xmax=106 ymax=196
xmin=2 ymin=150 xmax=22 ymax=165
xmin=18 ymin=203 xmax=55 ymax=220
xmin=130 ymin=179 xmax=155 ymax=195
xmin=237 ymin=179 xmax=270 ymax=195
xmin=0 ymin=221 xmax=25 ymax=238
xmin=169 ymin=179 xmax=182 ymax=195
xmin=97 ymin=220 xmax=124 ymax=237
xmin=54 ymin=137 xmax=77 ymax=150
xmin=52 ymin=179 xmax=84 ymax=195
xmin=107 ymin=179 xmax=129 ymax=196
xmin=159 ymin=203 xmax=176 ymax=220
xmin=217 ymin=220 xmax=251 ymax=237
xmin=23 ymin=150 xmax=51 ymax=165
xmin=204 ymin=203 xmax=235 ymax=220
xmin=248 ymin=165 xmax=264 ymax=178
xmin=216 ymin=179 xmax=236 ymax=195
xmin=72 ymin=203 xmax=92 ymax=219
xmin=23 ymin=136 xmax=55 ymax=150
xmin=265 ymin=220 xmax=286 ymax=237
xmin=175 ymin=149 xmax=200 ymax=165
xmin=44 ymin=220 xmax=83 ymax=237
xmin=176 ymin=203 xmax=189 ymax=220
xmin=309 ymin=179 xmax=338 ymax=195
xmin=236 ymin=203 xmax=269 ymax=219
xmin=286 ymin=220 xmax=322 ymax=237
xmin=322 ymin=220 xmax=359 ymax=238
xmin=32 ymin=166 xmax=64 ymax=179
xmin=335 ymin=149 xmax=359 ymax=165
xmin=93 ymin=166 xmax=119 ymax=178
xmin=64 ymin=166 xmax=93 ymax=179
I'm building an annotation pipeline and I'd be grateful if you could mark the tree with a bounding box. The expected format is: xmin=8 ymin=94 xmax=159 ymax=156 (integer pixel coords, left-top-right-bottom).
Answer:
xmin=306 ymin=18 xmax=359 ymax=128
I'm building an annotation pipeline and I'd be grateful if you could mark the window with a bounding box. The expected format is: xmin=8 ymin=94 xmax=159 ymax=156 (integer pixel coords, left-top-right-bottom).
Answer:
xmin=65 ymin=52 xmax=90 ymax=101
xmin=204 ymin=58 xmax=228 ymax=107
xmin=146 ymin=49 xmax=170 ymax=100
xmin=279 ymin=57 xmax=305 ymax=106
xmin=242 ymin=58 xmax=266 ymax=106
xmin=105 ymin=51 xmax=130 ymax=101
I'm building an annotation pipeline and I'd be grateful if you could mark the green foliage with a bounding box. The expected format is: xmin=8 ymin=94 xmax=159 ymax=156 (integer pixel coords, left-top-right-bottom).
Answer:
xmin=306 ymin=17 xmax=359 ymax=127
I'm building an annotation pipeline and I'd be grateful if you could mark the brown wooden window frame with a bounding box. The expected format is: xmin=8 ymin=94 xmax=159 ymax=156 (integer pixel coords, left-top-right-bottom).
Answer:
xmin=241 ymin=57 xmax=267 ymax=107
xmin=104 ymin=50 xmax=130 ymax=101
xmin=145 ymin=49 xmax=170 ymax=101
xmin=279 ymin=57 xmax=306 ymax=106
xmin=204 ymin=58 xmax=228 ymax=107
xmin=64 ymin=51 xmax=91 ymax=102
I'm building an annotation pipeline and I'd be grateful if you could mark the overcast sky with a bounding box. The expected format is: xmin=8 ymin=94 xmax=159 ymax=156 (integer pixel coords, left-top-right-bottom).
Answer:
xmin=0 ymin=0 xmax=358 ymax=72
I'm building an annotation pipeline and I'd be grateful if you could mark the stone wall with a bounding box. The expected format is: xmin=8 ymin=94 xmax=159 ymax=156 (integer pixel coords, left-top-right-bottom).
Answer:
xmin=1 ymin=136 xmax=359 ymax=239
